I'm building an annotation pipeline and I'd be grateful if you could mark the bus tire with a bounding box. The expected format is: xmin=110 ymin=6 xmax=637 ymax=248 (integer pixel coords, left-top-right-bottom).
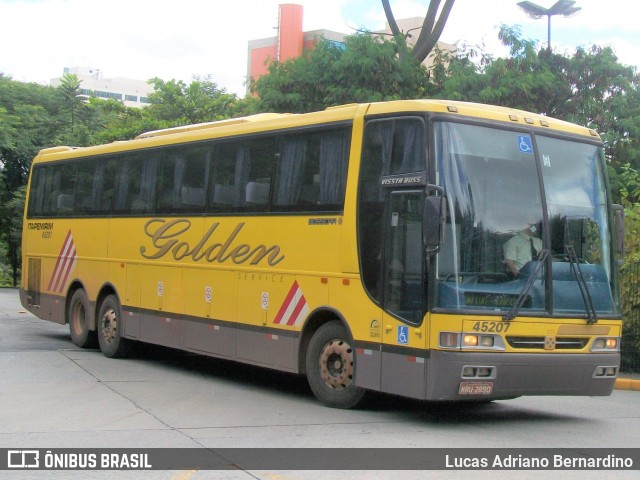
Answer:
xmin=68 ymin=289 xmax=97 ymax=348
xmin=305 ymin=321 xmax=365 ymax=409
xmin=97 ymin=294 xmax=130 ymax=358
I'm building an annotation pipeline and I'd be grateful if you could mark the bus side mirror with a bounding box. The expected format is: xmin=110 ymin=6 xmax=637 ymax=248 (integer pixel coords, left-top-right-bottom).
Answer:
xmin=425 ymin=195 xmax=447 ymax=254
xmin=613 ymin=204 xmax=625 ymax=266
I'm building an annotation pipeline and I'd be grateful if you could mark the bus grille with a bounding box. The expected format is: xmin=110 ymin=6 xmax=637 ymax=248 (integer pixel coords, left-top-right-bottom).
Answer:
xmin=506 ymin=336 xmax=588 ymax=350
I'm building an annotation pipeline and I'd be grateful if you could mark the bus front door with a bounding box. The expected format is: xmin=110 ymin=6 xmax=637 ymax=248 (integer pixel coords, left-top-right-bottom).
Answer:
xmin=380 ymin=190 xmax=428 ymax=399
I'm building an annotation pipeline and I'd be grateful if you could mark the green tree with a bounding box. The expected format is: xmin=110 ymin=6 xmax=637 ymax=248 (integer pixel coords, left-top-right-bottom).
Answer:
xmin=86 ymin=98 xmax=160 ymax=144
xmin=57 ymin=72 xmax=84 ymax=136
xmin=620 ymin=201 xmax=640 ymax=371
xmin=1 ymin=185 xmax=25 ymax=286
xmin=145 ymin=76 xmax=238 ymax=125
xmin=0 ymin=75 xmax=60 ymax=284
xmin=430 ymin=26 xmax=572 ymax=114
xmin=253 ymin=33 xmax=429 ymax=113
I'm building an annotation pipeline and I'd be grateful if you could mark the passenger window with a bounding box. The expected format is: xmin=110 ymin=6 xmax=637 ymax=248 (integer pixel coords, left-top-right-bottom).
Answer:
xmin=114 ymin=152 xmax=159 ymax=215
xmin=273 ymin=128 xmax=350 ymax=211
xmin=177 ymin=145 xmax=210 ymax=213
xmin=44 ymin=163 xmax=76 ymax=216
xmin=74 ymin=160 xmax=99 ymax=214
xmin=209 ymin=138 xmax=275 ymax=212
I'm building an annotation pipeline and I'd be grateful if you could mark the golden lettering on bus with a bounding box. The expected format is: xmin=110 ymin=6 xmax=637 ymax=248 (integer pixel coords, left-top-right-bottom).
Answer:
xmin=140 ymin=219 xmax=285 ymax=266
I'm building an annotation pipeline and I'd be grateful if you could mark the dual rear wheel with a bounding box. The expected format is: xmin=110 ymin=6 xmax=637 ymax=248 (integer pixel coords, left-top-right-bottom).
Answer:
xmin=67 ymin=290 xmax=129 ymax=358
xmin=68 ymin=289 xmax=97 ymax=349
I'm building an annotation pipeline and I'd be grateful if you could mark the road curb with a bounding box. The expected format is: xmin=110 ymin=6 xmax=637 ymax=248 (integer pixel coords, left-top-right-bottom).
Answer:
xmin=615 ymin=378 xmax=640 ymax=391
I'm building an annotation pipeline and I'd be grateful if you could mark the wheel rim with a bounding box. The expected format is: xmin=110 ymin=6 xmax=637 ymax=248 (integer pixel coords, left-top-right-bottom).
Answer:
xmin=71 ymin=301 xmax=85 ymax=336
xmin=318 ymin=338 xmax=354 ymax=390
xmin=101 ymin=307 xmax=117 ymax=345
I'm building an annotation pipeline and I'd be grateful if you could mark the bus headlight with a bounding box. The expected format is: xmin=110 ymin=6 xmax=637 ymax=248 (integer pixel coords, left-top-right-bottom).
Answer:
xmin=463 ymin=334 xmax=478 ymax=347
xmin=439 ymin=332 xmax=505 ymax=350
xmin=591 ymin=337 xmax=620 ymax=352
xmin=463 ymin=334 xmax=495 ymax=348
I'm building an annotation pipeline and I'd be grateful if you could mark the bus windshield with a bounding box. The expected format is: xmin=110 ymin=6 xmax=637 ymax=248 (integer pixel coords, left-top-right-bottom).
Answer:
xmin=434 ymin=121 xmax=617 ymax=316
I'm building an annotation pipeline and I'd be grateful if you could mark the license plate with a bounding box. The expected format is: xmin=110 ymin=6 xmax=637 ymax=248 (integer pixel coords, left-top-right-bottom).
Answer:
xmin=459 ymin=381 xmax=493 ymax=395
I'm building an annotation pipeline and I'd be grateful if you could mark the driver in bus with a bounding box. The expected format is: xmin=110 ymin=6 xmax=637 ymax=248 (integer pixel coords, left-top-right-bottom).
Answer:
xmin=504 ymin=222 xmax=543 ymax=279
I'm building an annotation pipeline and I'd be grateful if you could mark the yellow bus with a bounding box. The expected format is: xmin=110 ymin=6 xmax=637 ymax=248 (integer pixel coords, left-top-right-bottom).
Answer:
xmin=20 ymin=100 xmax=624 ymax=408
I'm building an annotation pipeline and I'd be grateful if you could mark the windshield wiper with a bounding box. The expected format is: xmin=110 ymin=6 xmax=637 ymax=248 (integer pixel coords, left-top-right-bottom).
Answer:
xmin=503 ymin=249 xmax=549 ymax=322
xmin=566 ymin=245 xmax=598 ymax=325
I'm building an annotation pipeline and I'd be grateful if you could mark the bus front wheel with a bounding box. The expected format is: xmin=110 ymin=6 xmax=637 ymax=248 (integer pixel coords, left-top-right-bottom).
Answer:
xmin=68 ymin=289 xmax=97 ymax=348
xmin=97 ymin=294 xmax=130 ymax=358
xmin=305 ymin=321 xmax=365 ymax=409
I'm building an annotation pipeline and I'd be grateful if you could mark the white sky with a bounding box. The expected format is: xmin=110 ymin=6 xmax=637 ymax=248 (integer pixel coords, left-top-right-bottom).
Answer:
xmin=1 ymin=0 xmax=638 ymax=97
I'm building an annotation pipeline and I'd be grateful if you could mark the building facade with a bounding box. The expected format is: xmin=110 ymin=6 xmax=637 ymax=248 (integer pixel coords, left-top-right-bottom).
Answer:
xmin=50 ymin=67 xmax=154 ymax=108
xmin=246 ymin=4 xmax=346 ymax=92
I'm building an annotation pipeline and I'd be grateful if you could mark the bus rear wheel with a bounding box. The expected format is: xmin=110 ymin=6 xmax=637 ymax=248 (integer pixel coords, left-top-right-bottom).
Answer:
xmin=97 ymin=294 xmax=130 ymax=358
xmin=68 ymin=289 xmax=97 ymax=348
xmin=306 ymin=321 xmax=365 ymax=409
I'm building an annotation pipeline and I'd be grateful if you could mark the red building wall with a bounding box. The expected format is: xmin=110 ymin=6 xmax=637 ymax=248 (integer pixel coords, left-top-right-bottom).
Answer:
xmin=249 ymin=4 xmax=304 ymax=86
xmin=278 ymin=4 xmax=303 ymax=62
xmin=250 ymin=45 xmax=278 ymax=80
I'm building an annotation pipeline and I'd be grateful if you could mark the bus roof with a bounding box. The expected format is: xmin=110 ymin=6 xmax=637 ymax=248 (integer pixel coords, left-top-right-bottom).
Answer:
xmin=33 ymin=100 xmax=600 ymax=163
xmin=365 ymin=99 xmax=600 ymax=139
xmin=134 ymin=113 xmax=292 ymax=139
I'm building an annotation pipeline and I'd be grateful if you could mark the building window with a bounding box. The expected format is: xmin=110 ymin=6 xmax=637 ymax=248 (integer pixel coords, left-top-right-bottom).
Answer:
xmin=94 ymin=90 xmax=122 ymax=100
xmin=125 ymin=94 xmax=138 ymax=102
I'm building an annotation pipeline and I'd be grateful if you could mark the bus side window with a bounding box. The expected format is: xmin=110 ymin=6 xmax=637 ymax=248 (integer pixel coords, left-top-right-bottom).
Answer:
xmin=210 ymin=142 xmax=240 ymax=209
xmin=53 ymin=164 xmax=77 ymax=216
xmin=116 ymin=152 xmax=161 ymax=215
xmin=210 ymin=138 xmax=275 ymax=212
xmin=74 ymin=159 xmax=98 ymax=214
xmin=156 ymin=149 xmax=185 ymax=213
xmin=27 ymin=166 xmax=47 ymax=217
xmin=273 ymin=128 xmax=350 ymax=212
xmin=273 ymin=135 xmax=310 ymax=209
xmin=318 ymin=129 xmax=350 ymax=208
xmin=94 ymin=158 xmax=117 ymax=214
xmin=244 ymin=138 xmax=275 ymax=209
xmin=114 ymin=152 xmax=158 ymax=215
xmin=178 ymin=145 xmax=210 ymax=212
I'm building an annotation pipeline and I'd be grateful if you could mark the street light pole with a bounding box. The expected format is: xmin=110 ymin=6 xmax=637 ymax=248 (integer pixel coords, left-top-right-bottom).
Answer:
xmin=517 ymin=0 xmax=581 ymax=50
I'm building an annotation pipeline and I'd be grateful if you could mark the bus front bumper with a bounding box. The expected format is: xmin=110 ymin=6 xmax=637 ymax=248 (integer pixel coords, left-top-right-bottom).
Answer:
xmin=426 ymin=350 xmax=620 ymax=401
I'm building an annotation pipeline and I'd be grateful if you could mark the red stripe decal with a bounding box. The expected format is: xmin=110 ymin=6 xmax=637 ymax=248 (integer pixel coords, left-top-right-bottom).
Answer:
xmin=286 ymin=295 xmax=308 ymax=326
xmin=273 ymin=281 xmax=299 ymax=325
xmin=47 ymin=230 xmax=77 ymax=293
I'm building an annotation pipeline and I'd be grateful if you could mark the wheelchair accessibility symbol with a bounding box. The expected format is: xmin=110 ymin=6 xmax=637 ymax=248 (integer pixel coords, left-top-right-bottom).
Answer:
xmin=518 ymin=135 xmax=533 ymax=154
xmin=397 ymin=325 xmax=409 ymax=345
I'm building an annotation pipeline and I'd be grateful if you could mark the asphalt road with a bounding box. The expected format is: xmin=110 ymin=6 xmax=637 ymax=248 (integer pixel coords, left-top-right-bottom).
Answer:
xmin=1 ymin=288 xmax=638 ymax=480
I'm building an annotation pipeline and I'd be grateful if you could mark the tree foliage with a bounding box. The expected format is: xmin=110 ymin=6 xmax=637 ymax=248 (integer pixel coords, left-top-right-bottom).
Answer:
xmin=252 ymin=33 xmax=429 ymax=113
xmin=145 ymin=76 xmax=238 ymax=126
